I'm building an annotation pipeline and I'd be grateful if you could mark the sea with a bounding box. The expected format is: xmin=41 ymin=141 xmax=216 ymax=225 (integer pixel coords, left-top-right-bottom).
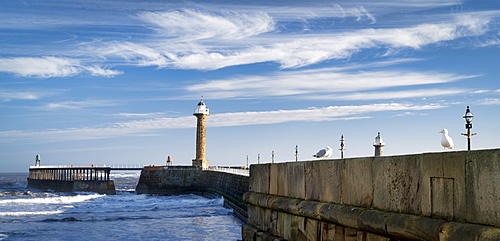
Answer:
xmin=0 ymin=172 xmax=242 ymax=241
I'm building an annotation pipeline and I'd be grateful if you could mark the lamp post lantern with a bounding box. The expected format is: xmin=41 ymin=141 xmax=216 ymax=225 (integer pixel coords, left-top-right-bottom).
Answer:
xmin=339 ymin=135 xmax=345 ymax=159
xmin=461 ymin=106 xmax=476 ymax=151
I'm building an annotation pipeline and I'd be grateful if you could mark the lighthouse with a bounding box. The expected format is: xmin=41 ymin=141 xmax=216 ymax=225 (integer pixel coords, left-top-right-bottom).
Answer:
xmin=373 ymin=132 xmax=385 ymax=157
xmin=192 ymin=99 xmax=209 ymax=169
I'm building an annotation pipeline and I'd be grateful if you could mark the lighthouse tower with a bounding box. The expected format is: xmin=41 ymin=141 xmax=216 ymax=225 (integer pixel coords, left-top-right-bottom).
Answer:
xmin=192 ymin=99 xmax=209 ymax=169
xmin=373 ymin=132 xmax=385 ymax=157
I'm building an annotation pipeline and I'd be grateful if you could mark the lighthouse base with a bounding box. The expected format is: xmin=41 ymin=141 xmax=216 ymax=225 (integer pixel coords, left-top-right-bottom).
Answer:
xmin=192 ymin=159 xmax=209 ymax=169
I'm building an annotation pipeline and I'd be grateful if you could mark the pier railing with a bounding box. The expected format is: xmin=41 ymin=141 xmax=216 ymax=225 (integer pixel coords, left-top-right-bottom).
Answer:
xmin=206 ymin=166 xmax=249 ymax=176
xmin=29 ymin=164 xmax=144 ymax=170
xmin=29 ymin=166 xmax=112 ymax=181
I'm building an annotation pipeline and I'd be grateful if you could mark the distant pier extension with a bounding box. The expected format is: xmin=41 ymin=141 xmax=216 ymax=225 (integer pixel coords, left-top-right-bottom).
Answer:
xmin=27 ymin=164 xmax=143 ymax=194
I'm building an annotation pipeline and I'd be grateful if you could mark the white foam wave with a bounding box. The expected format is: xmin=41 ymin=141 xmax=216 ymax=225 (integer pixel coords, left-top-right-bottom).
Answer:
xmin=0 ymin=210 xmax=64 ymax=216
xmin=110 ymin=172 xmax=141 ymax=178
xmin=0 ymin=194 xmax=103 ymax=205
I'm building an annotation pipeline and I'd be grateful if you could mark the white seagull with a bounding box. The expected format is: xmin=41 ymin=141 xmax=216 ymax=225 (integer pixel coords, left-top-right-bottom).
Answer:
xmin=313 ymin=146 xmax=333 ymax=158
xmin=439 ymin=129 xmax=454 ymax=149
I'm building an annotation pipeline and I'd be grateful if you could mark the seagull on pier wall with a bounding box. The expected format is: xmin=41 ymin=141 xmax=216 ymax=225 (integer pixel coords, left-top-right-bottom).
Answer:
xmin=439 ymin=129 xmax=454 ymax=149
xmin=313 ymin=146 xmax=332 ymax=158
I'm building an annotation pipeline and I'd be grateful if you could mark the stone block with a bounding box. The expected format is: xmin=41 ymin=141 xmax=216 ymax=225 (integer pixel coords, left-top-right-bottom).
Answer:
xmin=372 ymin=154 xmax=423 ymax=214
xmin=304 ymin=218 xmax=320 ymax=241
xmin=439 ymin=222 xmax=500 ymax=241
xmin=269 ymin=164 xmax=279 ymax=195
xmin=420 ymin=151 xmax=466 ymax=219
xmin=287 ymin=162 xmax=305 ymax=199
xmin=281 ymin=212 xmax=292 ymax=240
xmin=364 ymin=232 xmax=392 ymax=241
xmin=465 ymin=149 xmax=500 ymax=227
xmin=251 ymin=164 xmax=270 ymax=194
xmin=242 ymin=224 xmax=259 ymax=241
xmin=315 ymin=160 xmax=342 ymax=203
xmin=305 ymin=161 xmax=321 ymax=201
xmin=291 ymin=215 xmax=307 ymax=241
xmin=344 ymin=228 xmax=357 ymax=241
xmin=431 ymin=177 xmax=454 ymax=220
xmin=320 ymin=222 xmax=336 ymax=241
xmin=276 ymin=164 xmax=288 ymax=196
xmin=341 ymin=157 xmax=373 ymax=207
xmin=248 ymin=204 xmax=261 ymax=228
xmin=386 ymin=212 xmax=445 ymax=240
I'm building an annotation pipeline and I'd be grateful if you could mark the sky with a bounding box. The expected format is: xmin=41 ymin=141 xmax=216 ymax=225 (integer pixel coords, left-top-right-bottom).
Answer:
xmin=1 ymin=0 xmax=499 ymax=172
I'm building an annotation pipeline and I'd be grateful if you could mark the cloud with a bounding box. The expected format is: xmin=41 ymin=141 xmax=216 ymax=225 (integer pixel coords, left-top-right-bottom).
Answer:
xmin=0 ymin=102 xmax=445 ymax=143
xmin=306 ymin=89 xmax=469 ymax=100
xmin=0 ymin=57 xmax=122 ymax=78
xmin=112 ymin=112 xmax=168 ymax=118
xmin=0 ymin=91 xmax=41 ymax=102
xmin=110 ymin=13 xmax=490 ymax=70
xmin=185 ymin=68 xmax=475 ymax=99
xmin=137 ymin=9 xmax=275 ymax=41
xmin=478 ymin=98 xmax=500 ymax=105
xmin=44 ymin=99 xmax=119 ymax=110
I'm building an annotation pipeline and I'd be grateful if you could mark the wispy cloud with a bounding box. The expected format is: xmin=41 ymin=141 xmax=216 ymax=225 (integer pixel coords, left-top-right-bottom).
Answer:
xmin=44 ymin=99 xmax=119 ymax=110
xmin=477 ymin=98 xmax=500 ymax=105
xmin=0 ymin=102 xmax=445 ymax=143
xmin=137 ymin=9 xmax=275 ymax=41
xmin=103 ymin=13 xmax=491 ymax=70
xmin=0 ymin=57 xmax=122 ymax=78
xmin=306 ymin=89 xmax=469 ymax=100
xmin=112 ymin=112 xmax=168 ymax=118
xmin=0 ymin=91 xmax=41 ymax=102
xmin=185 ymin=67 xmax=475 ymax=100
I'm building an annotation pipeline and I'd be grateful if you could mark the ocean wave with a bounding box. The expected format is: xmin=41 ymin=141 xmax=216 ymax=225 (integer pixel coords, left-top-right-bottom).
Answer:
xmin=0 ymin=210 xmax=64 ymax=216
xmin=41 ymin=215 xmax=153 ymax=222
xmin=0 ymin=194 xmax=104 ymax=205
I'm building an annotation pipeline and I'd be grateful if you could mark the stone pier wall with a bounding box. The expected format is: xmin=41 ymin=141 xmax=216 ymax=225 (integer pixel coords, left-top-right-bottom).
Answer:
xmin=136 ymin=166 xmax=249 ymax=221
xmin=243 ymin=148 xmax=500 ymax=241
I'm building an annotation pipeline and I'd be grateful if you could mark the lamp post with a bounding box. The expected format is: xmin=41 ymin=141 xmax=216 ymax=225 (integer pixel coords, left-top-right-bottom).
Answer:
xmin=295 ymin=145 xmax=299 ymax=162
xmin=461 ymin=106 xmax=476 ymax=151
xmin=339 ymin=135 xmax=345 ymax=159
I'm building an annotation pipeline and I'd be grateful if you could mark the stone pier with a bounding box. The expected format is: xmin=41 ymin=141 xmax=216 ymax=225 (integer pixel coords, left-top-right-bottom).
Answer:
xmin=242 ymin=148 xmax=500 ymax=240
xmin=28 ymin=166 xmax=115 ymax=194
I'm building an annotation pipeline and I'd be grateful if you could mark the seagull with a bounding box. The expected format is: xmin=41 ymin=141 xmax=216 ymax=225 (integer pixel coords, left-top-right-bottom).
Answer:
xmin=439 ymin=129 xmax=454 ymax=149
xmin=313 ymin=146 xmax=333 ymax=158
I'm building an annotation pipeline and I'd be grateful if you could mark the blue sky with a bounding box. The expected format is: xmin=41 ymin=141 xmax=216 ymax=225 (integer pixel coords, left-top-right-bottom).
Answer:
xmin=1 ymin=0 xmax=499 ymax=172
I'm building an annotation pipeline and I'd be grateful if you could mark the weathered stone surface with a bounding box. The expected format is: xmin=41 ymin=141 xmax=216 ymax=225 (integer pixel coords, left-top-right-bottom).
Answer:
xmin=251 ymin=164 xmax=270 ymax=194
xmin=386 ymin=213 xmax=444 ymax=241
xmin=372 ymin=154 xmax=422 ymax=214
xmin=242 ymin=223 xmax=259 ymax=241
xmin=465 ymin=149 xmax=500 ymax=227
xmin=341 ymin=157 xmax=373 ymax=207
xmin=275 ymin=164 xmax=288 ymax=196
xmin=304 ymin=161 xmax=321 ymax=201
xmin=316 ymin=160 xmax=342 ymax=203
xmin=358 ymin=209 xmax=391 ymax=235
xmin=287 ymin=162 xmax=305 ymax=199
xmin=320 ymin=222 xmax=336 ymax=241
xmin=420 ymin=151 xmax=466 ymax=220
xmin=269 ymin=164 xmax=279 ymax=195
xmin=344 ymin=227 xmax=357 ymax=241
xmin=438 ymin=222 xmax=499 ymax=241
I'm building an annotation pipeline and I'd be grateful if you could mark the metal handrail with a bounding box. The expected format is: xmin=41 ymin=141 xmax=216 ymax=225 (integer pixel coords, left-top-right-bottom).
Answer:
xmin=206 ymin=166 xmax=249 ymax=176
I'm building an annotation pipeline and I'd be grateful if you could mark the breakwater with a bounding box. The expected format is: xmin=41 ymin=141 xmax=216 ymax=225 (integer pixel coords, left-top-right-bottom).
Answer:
xmin=136 ymin=166 xmax=249 ymax=221
xmin=242 ymin=148 xmax=500 ymax=241
xmin=28 ymin=166 xmax=115 ymax=194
